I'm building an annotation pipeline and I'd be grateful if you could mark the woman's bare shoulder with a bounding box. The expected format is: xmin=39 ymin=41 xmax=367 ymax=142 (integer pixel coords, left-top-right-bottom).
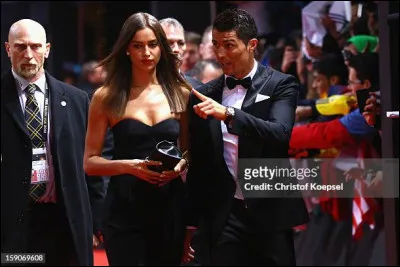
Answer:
xmin=90 ymin=86 xmax=110 ymax=111
xmin=93 ymin=86 xmax=108 ymax=99
xmin=93 ymin=86 xmax=112 ymax=104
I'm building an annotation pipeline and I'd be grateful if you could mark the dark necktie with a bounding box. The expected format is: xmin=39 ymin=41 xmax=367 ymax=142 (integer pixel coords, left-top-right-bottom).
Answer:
xmin=25 ymin=84 xmax=46 ymax=201
xmin=226 ymin=76 xmax=252 ymax=90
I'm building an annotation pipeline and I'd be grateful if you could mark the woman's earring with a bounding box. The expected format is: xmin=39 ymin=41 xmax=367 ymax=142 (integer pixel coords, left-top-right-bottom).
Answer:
xmin=127 ymin=52 xmax=130 ymax=56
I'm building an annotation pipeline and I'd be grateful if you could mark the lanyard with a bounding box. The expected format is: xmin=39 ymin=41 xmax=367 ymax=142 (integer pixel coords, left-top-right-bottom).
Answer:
xmin=42 ymin=82 xmax=49 ymax=141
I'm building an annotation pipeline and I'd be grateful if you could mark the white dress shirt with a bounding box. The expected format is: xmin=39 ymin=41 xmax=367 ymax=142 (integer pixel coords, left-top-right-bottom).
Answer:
xmin=12 ymin=69 xmax=56 ymax=203
xmin=221 ymin=59 xmax=258 ymax=200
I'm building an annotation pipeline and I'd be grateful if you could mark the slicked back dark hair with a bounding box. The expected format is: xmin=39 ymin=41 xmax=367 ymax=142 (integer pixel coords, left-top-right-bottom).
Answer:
xmin=213 ymin=8 xmax=258 ymax=44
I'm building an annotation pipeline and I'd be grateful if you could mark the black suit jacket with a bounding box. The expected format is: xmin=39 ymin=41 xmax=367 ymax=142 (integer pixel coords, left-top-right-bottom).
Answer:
xmin=187 ymin=63 xmax=309 ymax=243
xmin=1 ymin=70 xmax=93 ymax=266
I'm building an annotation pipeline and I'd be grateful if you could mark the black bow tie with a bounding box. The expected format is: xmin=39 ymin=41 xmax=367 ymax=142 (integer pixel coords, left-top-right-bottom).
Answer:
xmin=226 ymin=76 xmax=252 ymax=90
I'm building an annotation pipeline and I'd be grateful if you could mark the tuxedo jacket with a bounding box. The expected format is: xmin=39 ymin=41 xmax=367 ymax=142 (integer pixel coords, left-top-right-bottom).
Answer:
xmin=187 ymin=63 xmax=309 ymax=241
xmin=1 ymin=70 xmax=93 ymax=265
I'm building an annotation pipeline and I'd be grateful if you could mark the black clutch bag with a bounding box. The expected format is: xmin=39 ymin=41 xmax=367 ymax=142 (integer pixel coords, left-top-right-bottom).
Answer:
xmin=147 ymin=140 xmax=183 ymax=172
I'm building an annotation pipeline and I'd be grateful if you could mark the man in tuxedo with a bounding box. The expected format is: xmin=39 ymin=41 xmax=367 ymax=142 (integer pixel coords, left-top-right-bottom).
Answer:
xmin=187 ymin=9 xmax=309 ymax=266
xmin=1 ymin=19 xmax=93 ymax=265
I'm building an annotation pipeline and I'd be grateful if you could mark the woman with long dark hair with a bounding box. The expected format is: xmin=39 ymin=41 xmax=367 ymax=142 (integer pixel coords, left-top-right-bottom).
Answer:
xmin=83 ymin=12 xmax=191 ymax=265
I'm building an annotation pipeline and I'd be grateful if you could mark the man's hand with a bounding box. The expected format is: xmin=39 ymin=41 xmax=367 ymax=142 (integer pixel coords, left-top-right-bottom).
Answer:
xmin=362 ymin=92 xmax=380 ymax=126
xmin=304 ymin=37 xmax=323 ymax=60
xmin=181 ymin=228 xmax=196 ymax=264
xmin=295 ymin=106 xmax=312 ymax=122
xmin=192 ymin=89 xmax=227 ymax=121
xmin=93 ymin=234 xmax=101 ymax=248
xmin=281 ymin=47 xmax=297 ymax=73
xmin=321 ymin=14 xmax=337 ymax=37
xmin=158 ymin=159 xmax=188 ymax=187
xmin=368 ymin=170 xmax=382 ymax=190
xmin=344 ymin=167 xmax=365 ymax=182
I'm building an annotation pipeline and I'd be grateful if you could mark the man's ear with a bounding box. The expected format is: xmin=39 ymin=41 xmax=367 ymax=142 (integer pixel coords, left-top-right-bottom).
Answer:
xmin=247 ymin=38 xmax=258 ymax=54
xmin=5 ymin=42 xmax=11 ymax=57
xmin=44 ymin=43 xmax=51 ymax=58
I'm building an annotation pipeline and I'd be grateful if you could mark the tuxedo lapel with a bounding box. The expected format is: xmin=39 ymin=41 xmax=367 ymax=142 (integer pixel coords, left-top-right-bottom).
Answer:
xmin=2 ymin=71 xmax=30 ymax=138
xmin=241 ymin=63 xmax=272 ymax=112
xmin=205 ymin=76 xmax=225 ymax=158
xmin=46 ymin=73 xmax=67 ymax=147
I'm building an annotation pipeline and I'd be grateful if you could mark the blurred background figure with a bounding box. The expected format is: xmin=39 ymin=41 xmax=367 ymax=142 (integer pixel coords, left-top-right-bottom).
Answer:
xmin=186 ymin=59 xmax=223 ymax=84
xmin=61 ymin=62 xmax=81 ymax=86
xmin=342 ymin=35 xmax=379 ymax=65
xmin=62 ymin=70 xmax=79 ymax=85
xmin=79 ymin=60 xmax=111 ymax=250
xmin=79 ymin=60 xmax=107 ymax=99
xmin=160 ymin=18 xmax=186 ymax=68
xmin=160 ymin=17 xmax=203 ymax=88
xmin=199 ymin=25 xmax=215 ymax=61
xmin=226 ymin=1 xmax=271 ymax=35
xmin=181 ymin=31 xmax=202 ymax=74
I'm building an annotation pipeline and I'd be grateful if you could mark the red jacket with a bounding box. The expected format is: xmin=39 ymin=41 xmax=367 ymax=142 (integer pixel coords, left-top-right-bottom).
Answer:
xmin=290 ymin=119 xmax=356 ymax=150
xmin=289 ymin=119 xmax=381 ymax=222
xmin=289 ymin=119 xmax=356 ymax=221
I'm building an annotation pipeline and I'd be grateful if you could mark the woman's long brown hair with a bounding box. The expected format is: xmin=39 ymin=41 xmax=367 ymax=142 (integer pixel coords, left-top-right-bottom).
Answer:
xmin=98 ymin=12 xmax=191 ymax=118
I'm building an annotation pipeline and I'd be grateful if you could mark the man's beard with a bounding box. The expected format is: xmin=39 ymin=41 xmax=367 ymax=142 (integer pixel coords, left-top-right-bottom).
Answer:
xmin=18 ymin=63 xmax=41 ymax=79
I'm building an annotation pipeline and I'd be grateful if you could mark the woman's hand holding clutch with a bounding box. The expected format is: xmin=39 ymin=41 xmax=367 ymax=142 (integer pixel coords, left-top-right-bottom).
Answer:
xmin=158 ymin=158 xmax=188 ymax=187
xmin=126 ymin=159 xmax=163 ymax=184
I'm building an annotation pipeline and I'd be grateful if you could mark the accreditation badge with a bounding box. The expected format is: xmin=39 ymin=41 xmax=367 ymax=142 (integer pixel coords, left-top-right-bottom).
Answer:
xmin=31 ymin=147 xmax=49 ymax=184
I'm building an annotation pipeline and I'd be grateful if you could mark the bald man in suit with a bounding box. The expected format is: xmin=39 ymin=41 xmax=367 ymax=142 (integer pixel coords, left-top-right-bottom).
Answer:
xmin=1 ymin=19 xmax=93 ymax=265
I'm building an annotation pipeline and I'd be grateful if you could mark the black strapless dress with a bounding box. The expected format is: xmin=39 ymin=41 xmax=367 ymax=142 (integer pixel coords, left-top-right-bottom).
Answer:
xmin=103 ymin=118 xmax=186 ymax=266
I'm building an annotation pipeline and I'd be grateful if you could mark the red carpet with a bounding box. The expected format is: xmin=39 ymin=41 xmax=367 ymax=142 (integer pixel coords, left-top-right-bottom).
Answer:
xmin=94 ymin=249 xmax=109 ymax=266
